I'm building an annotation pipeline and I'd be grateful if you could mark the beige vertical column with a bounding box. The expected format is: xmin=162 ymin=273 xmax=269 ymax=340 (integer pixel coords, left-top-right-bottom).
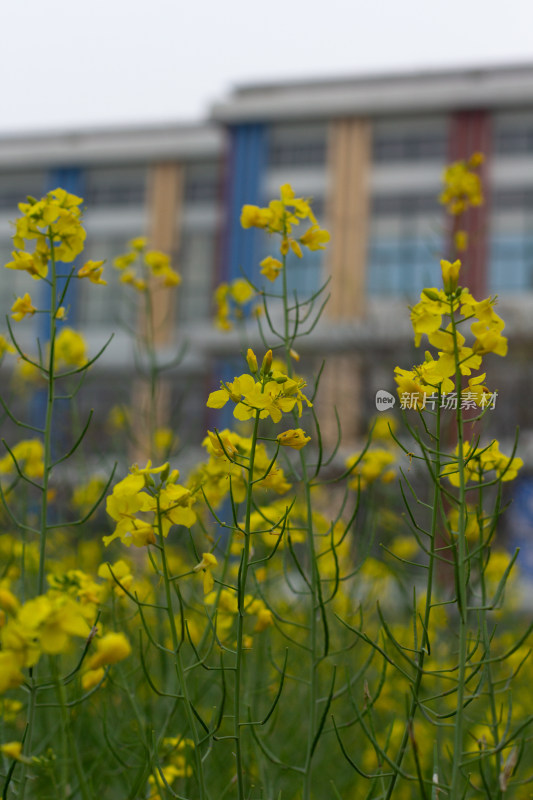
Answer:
xmin=320 ymin=119 xmax=371 ymax=447
xmin=147 ymin=162 xmax=183 ymax=343
xmin=134 ymin=162 xmax=184 ymax=460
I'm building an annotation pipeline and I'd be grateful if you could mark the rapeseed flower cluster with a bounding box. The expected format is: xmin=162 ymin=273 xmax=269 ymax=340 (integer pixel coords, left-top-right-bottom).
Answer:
xmin=207 ymin=348 xmax=311 ymax=423
xmin=395 ymin=259 xmax=507 ymax=408
xmin=54 ymin=327 xmax=88 ymax=369
xmin=346 ymin=415 xmax=398 ymax=491
xmin=346 ymin=448 xmax=396 ymax=491
xmin=214 ymin=278 xmax=256 ymax=330
xmin=188 ymin=428 xmax=292 ymax=510
xmin=241 ymin=183 xmax=330 ymax=280
xmin=113 ymin=236 xmax=180 ymax=291
xmin=3 ymin=190 xmax=93 ymax=388
xmin=104 ymin=461 xmax=196 ymax=547
xmin=6 ymin=188 xmax=86 ymax=280
xmin=148 ymin=738 xmax=195 ymax=799
xmin=439 ymin=152 xmax=484 ymax=215
xmin=442 ymin=439 xmax=523 ymax=486
xmin=0 ymin=586 xmax=129 ymax=696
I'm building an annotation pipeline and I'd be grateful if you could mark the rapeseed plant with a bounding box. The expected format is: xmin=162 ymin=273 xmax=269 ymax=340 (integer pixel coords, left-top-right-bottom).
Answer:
xmin=0 ymin=164 xmax=530 ymax=800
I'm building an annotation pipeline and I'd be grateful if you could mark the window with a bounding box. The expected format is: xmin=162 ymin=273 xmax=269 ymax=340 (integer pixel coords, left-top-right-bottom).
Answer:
xmin=372 ymin=132 xmax=447 ymax=163
xmin=493 ymin=113 xmax=533 ymax=156
xmin=178 ymin=230 xmax=216 ymax=322
xmin=368 ymin=193 xmax=443 ymax=297
xmin=371 ymin=193 xmax=440 ymax=216
xmin=184 ymin=162 xmax=220 ymax=204
xmin=494 ymin=129 xmax=533 ymax=155
xmin=268 ymin=124 xmax=327 ymax=168
xmin=84 ymin=166 xmax=146 ymax=207
xmin=489 ymin=186 xmax=533 ymax=292
xmin=371 ymin=116 xmax=448 ymax=165
xmin=493 ymin=189 xmax=533 ymax=211
xmin=0 ymin=171 xmax=46 ymax=212
xmin=367 ymin=235 xmax=443 ymax=296
xmin=489 ymin=233 xmax=533 ymax=291
xmin=77 ymin=237 xmax=137 ymax=329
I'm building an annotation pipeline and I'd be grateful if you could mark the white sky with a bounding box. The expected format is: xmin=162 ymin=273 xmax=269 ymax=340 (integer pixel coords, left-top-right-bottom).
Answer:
xmin=2 ymin=0 xmax=533 ymax=134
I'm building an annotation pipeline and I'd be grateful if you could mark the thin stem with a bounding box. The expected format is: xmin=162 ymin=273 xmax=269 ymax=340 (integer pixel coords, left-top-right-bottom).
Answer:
xmin=20 ymin=231 xmax=58 ymax=800
xmin=476 ymin=476 xmax=503 ymax=798
xmin=281 ymin=243 xmax=319 ymax=798
xmin=385 ymin=400 xmax=441 ymax=799
xmin=449 ymin=292 xmax=468 ymax=798
xmin=38 ymin=230 xmax=58 ymax=595
xmin=156 ymin=496 xmax=208 ymax=800
xmin=234 ymin=409 xmax=261 ymax=800
xmin=52 ymin=657 xmax=92 ymax=800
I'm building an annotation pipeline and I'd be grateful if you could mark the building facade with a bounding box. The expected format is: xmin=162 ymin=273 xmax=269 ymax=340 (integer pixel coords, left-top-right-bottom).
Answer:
xmin=2 ymin=64 xmax=533 ymax=452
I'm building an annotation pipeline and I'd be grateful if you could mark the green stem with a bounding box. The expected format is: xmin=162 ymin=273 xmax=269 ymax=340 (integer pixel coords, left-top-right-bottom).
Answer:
xmin=234 ymin=410 xmax=261 ymax=800
xmin=52 ymin=657 xmax=91 ymax=800
xmin=449 ymin=295 xmax=468 ymax=798
xmin=476 ymin=478 xmax=502 ymax=798
xmin=281 ymin=246 xmax=319 ymax=798
xmin=385 ymin=401 xmax=442 ymax=800
xmin=20 ymin=232 xmax=58 ymax=800
xmin=156 ymin=497 xmax=208 ymax=800
xmin=143 ymin=278 xmax=159 ymax=456
xmin=38 ymin=230 xmax=58 ymax=595
xmin=301 ymin=453 xmax=319 ymax=800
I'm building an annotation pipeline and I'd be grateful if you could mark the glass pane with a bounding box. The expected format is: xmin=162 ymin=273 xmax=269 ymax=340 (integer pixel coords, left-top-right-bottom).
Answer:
xmin=77 ymin=238 xmax=137 ymax=329
xmin=178 ymin=230 xmax=216 ymax=322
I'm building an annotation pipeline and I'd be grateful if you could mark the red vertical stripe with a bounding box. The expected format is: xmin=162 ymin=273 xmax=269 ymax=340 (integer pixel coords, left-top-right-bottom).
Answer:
xmin=448 ymin=110 xmax=491 ymax=297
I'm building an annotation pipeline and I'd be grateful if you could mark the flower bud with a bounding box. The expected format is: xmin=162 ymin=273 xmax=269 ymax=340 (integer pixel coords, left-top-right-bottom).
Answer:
xmin=260 ymin=349 xmax=273 ymax=376
xmin=246 ymin=348 xmax=258 ymax=374
xmin=440 ymin=259 xmax=461 ymax=294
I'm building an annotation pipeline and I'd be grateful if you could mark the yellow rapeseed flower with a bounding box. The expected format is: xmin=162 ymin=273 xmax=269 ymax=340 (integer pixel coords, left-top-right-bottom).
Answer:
xmin=299 ymin=224 xmax=330 ymax=251
xmin=0 ymin=335 xmax=14 ymax=358
xmin=454 ymin=230 xmax=468 ymax=252
xmin=0 ymin=742 xmax=23 ymax=761
xmin=129 ymin=236 xmax=147 ymax=251
xmin=153 ymin=427 xmax=174 ymax=455
xmin=260 ymin=256 xmax=283 ymax=282
xmin=0 ymin=438 xmax=44 ymax=479
xmin=194 ymin=552 xmax=218 ymax=594
xmin=439 ymin=155 xmax=483 ymax=215
xmin=81 ymin=667 xmax=105 ymax=691
xmin=78 ymin=260 xmax=107 ymax=285
xmin=0 ymin=653 xmax=24 ymax=694
xmin=54 ymin=328 xmax=88 ymax=369
xmin=276 ymin=429 xmax=311 ymax=450
xmin=86 ymin=632 xmax=132 ymax=670
xmin=229 ymin=278 xmax=254 ymax=304
xmin=346 ymin=449 xmax=396 ymax=490
xmin=11 ymin=293 xmax=37 ymax=321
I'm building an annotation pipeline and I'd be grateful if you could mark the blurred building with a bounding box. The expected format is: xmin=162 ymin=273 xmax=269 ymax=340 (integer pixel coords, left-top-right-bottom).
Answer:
xmin=2 ymin=63 xmax=533 ymax=451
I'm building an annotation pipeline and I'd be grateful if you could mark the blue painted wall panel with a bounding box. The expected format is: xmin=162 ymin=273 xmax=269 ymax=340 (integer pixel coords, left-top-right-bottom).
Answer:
xmin=224 ymin=124 xmax=267 ymax=284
